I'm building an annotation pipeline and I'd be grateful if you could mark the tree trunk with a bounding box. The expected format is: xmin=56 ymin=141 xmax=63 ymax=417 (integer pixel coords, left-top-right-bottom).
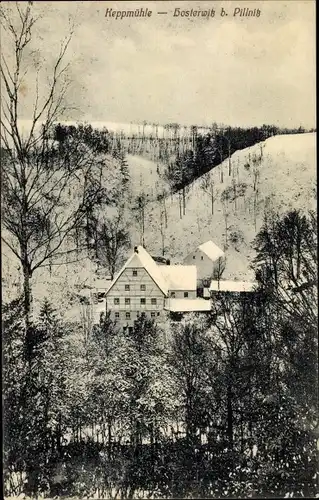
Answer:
xmin=296 ymin=225 xmax=301 ymax=280
xmin=227 ymin=383 xmax=233 ymax=450
xmin=141 ymin=206 xmax=145 ymax=246
xmin=22 ymin=258 xmax=32 ymax=332
xmin=163 ymin=198 xmax=168 ymax=228
xmin=161 ymin=229 xmax=165 ymax=256
xmin=254 ymin=193 xmax=257 ymax=231
xmin=224 ymin=214 xmax=229 ymax=248
xmin=110 ymin=261 xmax=115 ymax=280
xmin=108 ymin=417 xmax=112 ymax=458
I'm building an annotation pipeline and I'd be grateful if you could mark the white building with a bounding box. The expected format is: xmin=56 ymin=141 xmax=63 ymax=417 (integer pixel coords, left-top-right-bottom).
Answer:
xmin=104 ymin=245 xmax=210 ymax=329
xmin=183 ymin=240 xmax=225 ymax=286
xmin=90 ymin=243 xmax=258 ymax=329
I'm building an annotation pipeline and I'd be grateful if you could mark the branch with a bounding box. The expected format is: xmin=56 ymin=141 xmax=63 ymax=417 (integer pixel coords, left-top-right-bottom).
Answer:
xmin=1 ymin=236 xmax=22 ymax=262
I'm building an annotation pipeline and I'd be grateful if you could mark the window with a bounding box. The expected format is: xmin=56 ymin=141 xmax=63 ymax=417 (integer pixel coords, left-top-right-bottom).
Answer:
xmin=125 ymin=284 xmax=130 ymax=291
xmin=140 ymin=284 xmax=146 ymax=291
xmin=140 ymin=298 xmax=146 ymax=305
xmin=115 ymin=312 xmax=120 ymax=318
xmin=151 ymin=312 xmax=156 ymax=318
xmin=132 ymin=270 xmax=137 ymax=276
xmin=184 ymin=292 xmax=189 ymax=298
xmin=171 ymin=292 xmax=176 ymax=298
xmin=157 ymin=312 xmax=160 ymax=316
xmin=126 ymin=312 xmax=131 ymax=319
xmin=114 ymin=298 xmax=119 ymax=305
xmin=125 ymin=298 xmax=131 ymax=305
xmin=151 ymin=298 xmax=157 ymax=305
xmin=201 ymin=256 xmax=204 ymax=260
xmin=193 ymin=255 xmax=196 ymax=259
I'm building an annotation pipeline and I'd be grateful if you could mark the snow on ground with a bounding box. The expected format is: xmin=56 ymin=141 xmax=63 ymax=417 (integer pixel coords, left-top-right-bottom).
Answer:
xmin=126 ymin=154 xmax=164 ymax=198
xmin=133 ymin=133 xmax=316 ymax=280
xmin=3 ymin=132 xmax=316 ymax=317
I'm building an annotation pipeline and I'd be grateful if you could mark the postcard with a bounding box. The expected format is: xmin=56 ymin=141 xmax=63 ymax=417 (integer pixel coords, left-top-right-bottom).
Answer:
xmin=1 ymin=1 xmax=317 ymax=498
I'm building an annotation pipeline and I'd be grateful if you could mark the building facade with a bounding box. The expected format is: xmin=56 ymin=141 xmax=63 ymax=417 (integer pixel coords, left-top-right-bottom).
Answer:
xmin=105 ymin=246 xmax=205 ymax=329
xmin=101 ymin=242 xmax=257 ymax=330
xmin=183 ymin=240 xmax=225 ymax=285
xmin=106 ymin=263 xmax=166 ymax=326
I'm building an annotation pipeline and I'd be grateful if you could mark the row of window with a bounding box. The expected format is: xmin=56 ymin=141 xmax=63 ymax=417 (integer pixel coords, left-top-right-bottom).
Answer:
xmin=115 ymin=311 xmax=160 ymax=319
xmin=193 ymin=255 xmax=204 ymax=260
xmin=113 ymin=293 xmax=189 ymax=304
xmin=113 ymin=297 xmax=158 ymax=305
xmin=125 ymin=284 xmax=146 ymax=291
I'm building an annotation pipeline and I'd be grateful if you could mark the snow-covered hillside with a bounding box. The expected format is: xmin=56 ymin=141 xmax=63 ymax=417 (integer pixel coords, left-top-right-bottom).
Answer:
xmin=3 ymin=132 xmax=316 ymax=315
xmin=126 ymin=155 xmax=164 ymax=198
xmin=133 ymin=133 xmax=316 ymax=280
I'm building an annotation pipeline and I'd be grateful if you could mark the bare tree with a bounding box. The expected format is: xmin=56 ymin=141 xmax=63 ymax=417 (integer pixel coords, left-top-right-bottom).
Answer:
xmin=132 ymin=192 xmax=149 ymax=247
xmin=96 ymin=206 xmax=131 ymax=280
xmin=200 ymin=171 xmax=215 ymax=215
xmin=212 ymin=256 xmax=226 ymax=283
xmin=0 ymin=4 xmax=108 ymax=331
xmin=252 ymin=153 xmax=261 ymax=192
xmin=156 ymin=192 xmax=168 ymax=256
xmin=216 ymin=128 xmax=225 ymax=183
xmin=159 ymin=205 xmax=166 ymax=257
xmin=226 ymin=127 xmax=232 ymax=176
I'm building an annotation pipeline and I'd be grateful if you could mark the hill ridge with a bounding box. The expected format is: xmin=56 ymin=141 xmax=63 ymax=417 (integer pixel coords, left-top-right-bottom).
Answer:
xmin=132 ymin=132 xmax=316 ymax=280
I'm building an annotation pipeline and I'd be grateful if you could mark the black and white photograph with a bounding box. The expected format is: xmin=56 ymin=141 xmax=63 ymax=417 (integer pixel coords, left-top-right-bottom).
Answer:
xmin=1 ymin=1 xmax=317 ymax=498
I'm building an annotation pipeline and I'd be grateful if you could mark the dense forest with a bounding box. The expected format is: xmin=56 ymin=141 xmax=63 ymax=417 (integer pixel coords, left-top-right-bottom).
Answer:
xmin=163 ymin=124 xmax=315 ymax=196
xmin=3 ymin=210 xmax=318 ymax=498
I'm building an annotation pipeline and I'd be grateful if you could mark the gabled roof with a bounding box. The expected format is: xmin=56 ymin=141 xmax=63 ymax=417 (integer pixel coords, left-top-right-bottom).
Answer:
xmin=161 ymin=265 xmax=197 ymax=291
xmin=198 ymin=240 xmax=224 ymax=262
xmin=209 ymin=280 xmax=257 ymax=292
xmin=106 ymin=246 xmax=169 ymax=296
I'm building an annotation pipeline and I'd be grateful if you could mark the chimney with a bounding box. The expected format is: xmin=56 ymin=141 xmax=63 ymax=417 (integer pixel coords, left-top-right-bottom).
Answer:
xmin=134 ymin=246 xmax=138 ymax=253
xmin=166 ymin=259 xmax=170 ymax=265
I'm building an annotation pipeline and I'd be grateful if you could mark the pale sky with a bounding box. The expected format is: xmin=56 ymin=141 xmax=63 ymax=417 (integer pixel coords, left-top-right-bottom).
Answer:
xmin=1 ymin=0 xmax=316 ymax=128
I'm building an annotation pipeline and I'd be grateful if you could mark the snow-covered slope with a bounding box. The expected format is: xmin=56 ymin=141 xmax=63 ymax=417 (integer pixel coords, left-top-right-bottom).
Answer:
xmin=135 ymin=133 xmax=316 ymax=280
xmin=126 ymin=154 xmax=164 ymax=198
xmin=2 ymin=132 xmax=316 ymax=315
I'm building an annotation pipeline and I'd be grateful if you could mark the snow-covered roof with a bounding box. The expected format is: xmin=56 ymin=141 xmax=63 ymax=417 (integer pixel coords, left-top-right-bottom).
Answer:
xmin=135 ymin=246 xmax=169 ymax=294
xmin=161 ymin=265 xmax=197 ymax=291
xmin=164 ymin=298 xmax=211 ymax=312
xmin=106 ymin=245 xmax=169 ymax=296
xmin=198 ymin=240 xmax=224 ymax=262
xmin=209 ymin=280 xmax=258 ymax=292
